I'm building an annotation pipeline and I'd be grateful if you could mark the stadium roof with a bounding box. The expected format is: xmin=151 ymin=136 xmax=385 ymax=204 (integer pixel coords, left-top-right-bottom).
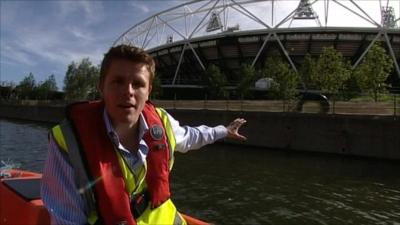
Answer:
xmin=113 ymin=0 xmax=400 ymax=86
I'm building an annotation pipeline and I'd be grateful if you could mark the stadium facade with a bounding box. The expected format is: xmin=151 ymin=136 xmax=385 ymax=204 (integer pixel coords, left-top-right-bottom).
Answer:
xmin=113 ymin=0 xmax=400 ymax=93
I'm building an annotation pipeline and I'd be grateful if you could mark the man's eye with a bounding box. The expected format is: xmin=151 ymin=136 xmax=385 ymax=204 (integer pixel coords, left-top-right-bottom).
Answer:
xmin=132 ymin=81 xmax=145 ymax=88
xmin=112 ymin=79 xmax=123 ymax=85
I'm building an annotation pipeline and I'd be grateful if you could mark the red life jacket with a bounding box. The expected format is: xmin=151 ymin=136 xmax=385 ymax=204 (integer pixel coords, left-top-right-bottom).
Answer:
xmin=67 ymin=101 xmax=171 ymax=225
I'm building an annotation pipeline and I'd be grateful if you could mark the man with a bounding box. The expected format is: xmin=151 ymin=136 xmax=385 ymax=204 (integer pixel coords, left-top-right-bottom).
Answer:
xmin=41 ymin=44 xmax=246 ymax=225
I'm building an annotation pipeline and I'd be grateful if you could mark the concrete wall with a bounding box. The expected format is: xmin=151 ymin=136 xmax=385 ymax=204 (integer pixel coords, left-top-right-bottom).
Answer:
xmin=1 ymin=104 xmax=399 ymax=160
xmin=168 ymin=110 xmax=400 ymax=160
xmin=0 ymin=104 xmax=65 ymax=123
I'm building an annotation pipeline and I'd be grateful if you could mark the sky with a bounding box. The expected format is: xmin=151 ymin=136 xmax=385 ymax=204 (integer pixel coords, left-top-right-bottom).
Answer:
xmin=0 ymin=0 xmax=180 ymax=89
xmin=1 ymin=0 xmax=399 ymax=90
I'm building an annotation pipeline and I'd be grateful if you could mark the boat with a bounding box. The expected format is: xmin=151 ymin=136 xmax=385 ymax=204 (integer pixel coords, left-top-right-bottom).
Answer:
xmin=0 ymin=169 xmax=210 ymax=225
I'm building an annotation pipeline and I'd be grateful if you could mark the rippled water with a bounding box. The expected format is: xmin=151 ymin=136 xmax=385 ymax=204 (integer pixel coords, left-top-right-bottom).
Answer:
xmin=0 ymin=119 xmax=50 ymax=172
xmin=1 ymin=118 xmax=399 ymax=225
xmin=172 ymin=146 xmax=400 ymax=224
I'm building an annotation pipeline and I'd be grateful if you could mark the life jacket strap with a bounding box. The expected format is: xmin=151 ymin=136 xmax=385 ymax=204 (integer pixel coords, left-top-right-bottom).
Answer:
xmin=59 ymin=120 xmax=98 ymax=223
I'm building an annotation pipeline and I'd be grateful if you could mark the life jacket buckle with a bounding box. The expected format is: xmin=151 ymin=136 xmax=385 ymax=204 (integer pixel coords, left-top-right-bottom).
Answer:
xmin=131 ymin=191 xmax=149 ymax=219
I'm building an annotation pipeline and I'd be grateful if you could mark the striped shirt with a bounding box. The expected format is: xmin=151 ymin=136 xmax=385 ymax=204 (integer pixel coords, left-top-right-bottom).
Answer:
xmin=41 ymin=108 xmax=227 ymax=225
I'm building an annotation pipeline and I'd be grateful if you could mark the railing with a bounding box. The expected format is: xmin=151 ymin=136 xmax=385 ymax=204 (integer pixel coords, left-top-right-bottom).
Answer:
xmin=1 ymin=95 xmax=399 ymax=116
xmin=153 ymin=95 xmax=400 ymax=116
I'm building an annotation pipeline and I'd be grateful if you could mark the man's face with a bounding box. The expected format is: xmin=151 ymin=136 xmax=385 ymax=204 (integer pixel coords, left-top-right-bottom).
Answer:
xmin=101 ymin=59 xmax=152 ymax=127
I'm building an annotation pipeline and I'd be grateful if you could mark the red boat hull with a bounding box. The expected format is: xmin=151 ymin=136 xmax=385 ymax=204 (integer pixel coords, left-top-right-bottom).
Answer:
xmin=0 ymin=169 xmax=210 ymax=225
xmin=0 ymin=170 xmax=49 ymax=225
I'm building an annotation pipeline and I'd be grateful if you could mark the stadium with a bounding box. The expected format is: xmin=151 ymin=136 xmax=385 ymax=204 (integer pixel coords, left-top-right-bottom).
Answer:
xmin=113 ymin=0 xmax=400 ymax=98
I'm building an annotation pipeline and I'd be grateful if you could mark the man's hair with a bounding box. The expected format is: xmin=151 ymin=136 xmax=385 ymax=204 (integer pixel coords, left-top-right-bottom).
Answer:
xmin=99 ymin=44 xmax=155 ymax=88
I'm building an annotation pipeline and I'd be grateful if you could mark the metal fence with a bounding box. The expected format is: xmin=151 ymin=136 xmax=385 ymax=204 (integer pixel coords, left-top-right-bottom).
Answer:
xmin=1 ymin=94 xmax=399 ymax=117
xmin=153 ymin=94 xmax=400 ymax=116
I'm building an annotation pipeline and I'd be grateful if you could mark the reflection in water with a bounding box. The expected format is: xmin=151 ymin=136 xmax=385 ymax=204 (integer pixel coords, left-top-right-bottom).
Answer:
xmin=1 ymin=119 xmax=400 ymax=224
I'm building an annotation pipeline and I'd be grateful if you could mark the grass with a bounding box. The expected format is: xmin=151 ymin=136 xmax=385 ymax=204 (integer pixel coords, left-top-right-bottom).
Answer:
xmin=349 ymin=94 xmax=400 ymax=104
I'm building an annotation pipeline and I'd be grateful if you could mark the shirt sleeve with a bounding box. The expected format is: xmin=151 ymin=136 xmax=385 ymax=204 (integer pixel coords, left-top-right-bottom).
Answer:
xmin=166 ymin=111 xmax=228 ymax=153
xmin=41 ymin=135 xmax=87 ymax=225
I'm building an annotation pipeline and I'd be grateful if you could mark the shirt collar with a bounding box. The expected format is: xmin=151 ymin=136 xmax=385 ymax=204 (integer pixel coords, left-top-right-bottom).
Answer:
xmin=103 ymin=108 xmax=149 ymax=149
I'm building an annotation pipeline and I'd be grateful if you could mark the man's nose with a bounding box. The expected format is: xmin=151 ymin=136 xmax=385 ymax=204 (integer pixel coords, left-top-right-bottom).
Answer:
xmin=124 ymin=83 xmax=134 ymax=96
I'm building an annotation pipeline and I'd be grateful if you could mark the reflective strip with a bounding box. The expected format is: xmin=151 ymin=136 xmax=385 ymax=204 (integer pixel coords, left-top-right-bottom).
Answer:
xmin=87 ymin=210 xmax=98 ymax=225
xmin=58 ymin=120 xmax=98 ymax=224
xmin=52 ymin=125 xmax=68 ymax=152
xmin=174 ymin=212 xmax=186 ymax=225
xmin=155 ymin=108 xmax=176 ymax=151
xmin=155 ymin=107 xmax=176 ymax=170
xmin=137 ymin=199 xmax=186 ymax=225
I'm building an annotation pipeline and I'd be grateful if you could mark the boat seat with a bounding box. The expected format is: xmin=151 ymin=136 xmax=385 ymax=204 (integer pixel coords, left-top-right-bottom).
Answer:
xmin=2 ymin=178 xmax=41 ymax=201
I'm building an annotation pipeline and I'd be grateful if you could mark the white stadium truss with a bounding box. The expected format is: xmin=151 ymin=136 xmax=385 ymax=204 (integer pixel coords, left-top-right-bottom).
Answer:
xmin=113 ymin=0 xmax=400 ymax=87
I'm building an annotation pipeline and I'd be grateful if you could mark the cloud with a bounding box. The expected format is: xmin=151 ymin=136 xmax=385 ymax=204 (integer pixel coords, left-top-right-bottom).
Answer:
xmin=68 ymin=26 xmax=96 ymax=42
xmin=2 ymin=45 xmax=36 ymax=67
xmin=58 ymin=1 xmax=104 ymax=25
xmin=1 ymin=1 xmax=108 ymax=68
xmin=130 ymin=2 xmax=150 ymax=14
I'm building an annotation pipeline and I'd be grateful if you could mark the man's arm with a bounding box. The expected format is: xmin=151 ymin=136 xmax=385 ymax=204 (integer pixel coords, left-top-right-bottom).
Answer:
xmin=166 ymin=112 xmax=246 ymax=153
xmin=41 ymin=136 xmax=87 ymax=225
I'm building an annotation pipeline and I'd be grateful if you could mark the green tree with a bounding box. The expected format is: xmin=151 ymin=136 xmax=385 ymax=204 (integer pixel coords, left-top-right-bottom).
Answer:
xmin=312 ymin=47 xmax=351 ymax=95
xmin=237 ymin=64 xmax=257 ymax=99
xmin=0 ymin=81 xmax=16 ymax=100
xmin=263 ymin=51 xmax=299 ymax=101
xmin=151 ymin=74 xmax=163 ymax=99
xmin=340 ymin=71 xmax=361 ymax=101
xmin=353 ymin=42 xmax=393 ymax=102
xmin=15 ymin=72 xmax=36 ymax=99
xmin=205 ymin=64 xmax=228 ymax=99
xmin=64 ymin=58 xmax=99 ymax=101
xmin=36 ymin=75 xmax=58 ymax=100
xmin=299 ymin=53 xmax=317 ymax=90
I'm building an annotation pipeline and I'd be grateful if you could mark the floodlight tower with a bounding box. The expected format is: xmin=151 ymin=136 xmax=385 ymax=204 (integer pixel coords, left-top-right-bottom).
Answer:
xmin=206 ymin=11 xmax=223 ymax=32
xmin=289 ymin=0 xmax=321 ymax=27
xmin=381 ymin=6 xmax=398 ymax=28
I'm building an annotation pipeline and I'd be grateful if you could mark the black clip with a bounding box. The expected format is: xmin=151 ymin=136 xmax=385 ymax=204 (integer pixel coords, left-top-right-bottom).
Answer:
xmin=131 ymin=192 xmax=149 ymax=219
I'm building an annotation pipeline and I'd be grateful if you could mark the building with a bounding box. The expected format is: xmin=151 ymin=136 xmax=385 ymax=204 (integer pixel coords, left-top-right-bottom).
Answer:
xmin=113 ymin=0 xmax=400 ymax=96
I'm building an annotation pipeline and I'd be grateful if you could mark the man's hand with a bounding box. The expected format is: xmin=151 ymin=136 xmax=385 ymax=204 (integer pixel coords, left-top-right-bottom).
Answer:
xmin=226 ymin=118 xmax=247 ymax=141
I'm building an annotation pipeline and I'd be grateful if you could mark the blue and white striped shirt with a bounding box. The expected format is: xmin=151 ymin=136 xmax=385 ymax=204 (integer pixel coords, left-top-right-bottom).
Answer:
xmin=41 ymin=108 xmax=227 ymax=225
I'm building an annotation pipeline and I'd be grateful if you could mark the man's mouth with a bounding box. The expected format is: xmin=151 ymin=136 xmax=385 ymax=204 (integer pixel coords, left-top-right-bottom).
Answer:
xmin=118 ymin=103 xmax=135 ymax=109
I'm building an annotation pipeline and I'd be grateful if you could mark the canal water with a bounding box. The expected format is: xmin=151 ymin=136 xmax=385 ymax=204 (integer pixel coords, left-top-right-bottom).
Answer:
xmin=1 ymin=118 xmax=399 ymax=225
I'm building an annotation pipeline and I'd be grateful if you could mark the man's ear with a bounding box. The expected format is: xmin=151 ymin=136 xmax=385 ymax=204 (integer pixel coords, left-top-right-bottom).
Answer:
xmin=147 ymin=84 xmax=153 ymax=101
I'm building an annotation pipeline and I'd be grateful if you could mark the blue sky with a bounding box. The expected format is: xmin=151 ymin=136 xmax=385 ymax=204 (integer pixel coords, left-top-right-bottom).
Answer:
xmin=1 ymin=0 xmax=399 ymax=90
xmin=0 ymin=0 xmax=179 ymax=90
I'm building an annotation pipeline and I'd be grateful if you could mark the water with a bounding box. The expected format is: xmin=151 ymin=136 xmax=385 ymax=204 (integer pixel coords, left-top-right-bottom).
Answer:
xmin=1 ymin=118 xmax=399 ymax=225
xmin=0 ymin=119 xmax=51 ymax=172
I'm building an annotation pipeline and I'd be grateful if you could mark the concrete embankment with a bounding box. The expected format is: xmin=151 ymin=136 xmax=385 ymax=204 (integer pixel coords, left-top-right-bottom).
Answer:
xmin=1 ymin=103 xmax=399 ymax=160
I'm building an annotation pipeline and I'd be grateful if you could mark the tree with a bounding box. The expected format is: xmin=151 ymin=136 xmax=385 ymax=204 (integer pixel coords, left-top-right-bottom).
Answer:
xmin=15 ymin=73 xmax=36 ymax=99
xmin=353 ymin=42 xmax=394 ymax=102
xmin=151 ymin=74 xmax=163 ymax=99
xmin=263 ymin=51 xmax=299 ymax=101
xmin=0 ymin=81 xmax=16 ymax=100
xmin=64 ymin=58 xmax=99 ymax=101
xmin=340 ymin=72 xmax=361 ymax=101
xmin=36 ymin=75 xmax=58 ymax=100
xmin=237 ymin=64 xmax=257 ymax=99
xmin=311 ymin=47 xmax=351 ymax=95
xmin=299 ymin=53 xmax=317 ymax=90
xmin=205 ymin=64 xmax=228 ymax=99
